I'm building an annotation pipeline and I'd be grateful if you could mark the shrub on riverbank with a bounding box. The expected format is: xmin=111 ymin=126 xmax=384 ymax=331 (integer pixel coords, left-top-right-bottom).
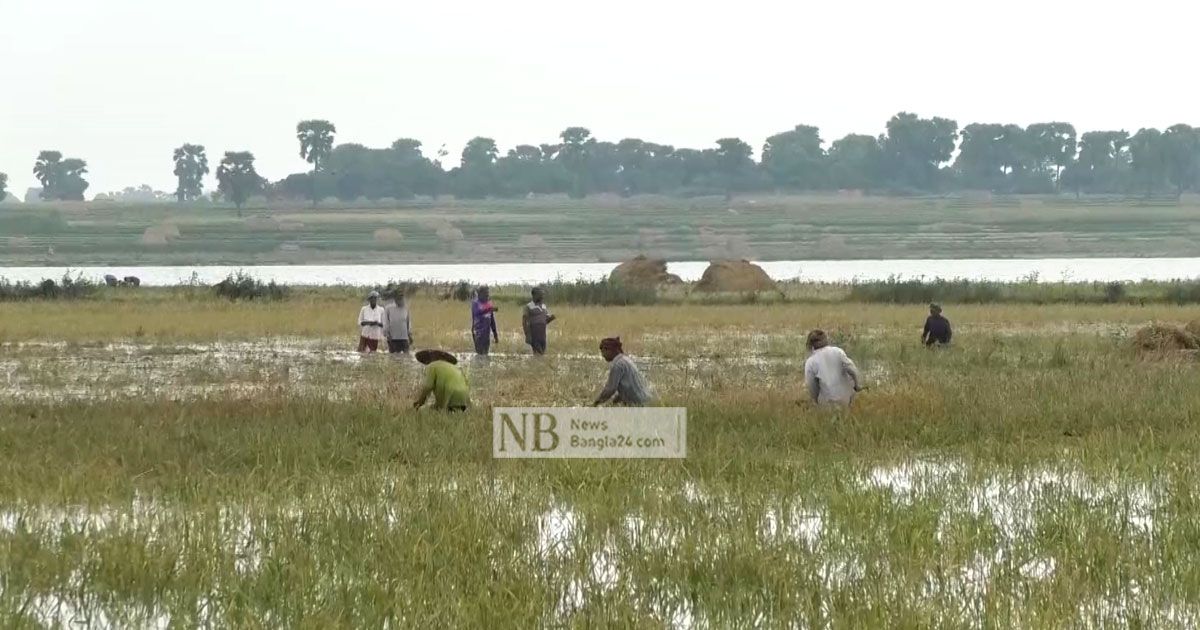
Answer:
xmin=7 ymin=272 xmax=1200 ymax=305
xmin=535 ymin=278 xmax=660 ymax=306
xmin=0 ymin=274 xmax=99 ymax=301
xmin=846 ymin=277 xmax=1200 ymax=305
xmin=213 ymin=272 xmax=289 ymax=301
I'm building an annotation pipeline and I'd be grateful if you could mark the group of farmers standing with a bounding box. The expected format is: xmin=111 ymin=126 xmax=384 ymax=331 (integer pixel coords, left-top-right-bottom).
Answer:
xmin=354 ymin=285 xmax=653 ymax=413
xmin=355 ymin=285 xmax=556 ymax=357
xmin=353 ymin=286 xmax=953 ymax=412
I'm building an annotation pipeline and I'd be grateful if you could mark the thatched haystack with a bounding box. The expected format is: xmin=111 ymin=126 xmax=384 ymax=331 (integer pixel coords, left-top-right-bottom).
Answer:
xmin=373 ymin=228 xmax=404 ymax=243
xmin=1132 ymin=323 xmax=1199 ymax=353
xmin=694 ymin=260 xmax=776 ymax=293
xmin=609 ymin=255 xmax=682 ymax=287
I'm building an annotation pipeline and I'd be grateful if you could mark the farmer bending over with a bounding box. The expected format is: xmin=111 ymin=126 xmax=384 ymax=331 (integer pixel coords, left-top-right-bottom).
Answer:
xmin=803 ymin=329 xmax=863 ymax=405
xmin=922 ymin=303 xmax=952 ymax=347
xmin=593 ymin=337 xmax=654 ymax=406
xmin=413 ymin=349 xmax=470 ymax=412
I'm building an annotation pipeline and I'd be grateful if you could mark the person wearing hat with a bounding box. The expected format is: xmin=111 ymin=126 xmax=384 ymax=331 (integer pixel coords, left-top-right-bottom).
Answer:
xmin=803 ymin=329 xmax=863 ymax=405
xmin=922 ymin=303 xmax=952 ymax=347
xmin=592 ymin=337 xmax=654 ymax=406
xmin=356 ymin=290 xmax=386 ymax=353
xmin=413 ymin=349 xmax=470 ymax=412
xmin=470 ymin=285 xmax=500 ymax=356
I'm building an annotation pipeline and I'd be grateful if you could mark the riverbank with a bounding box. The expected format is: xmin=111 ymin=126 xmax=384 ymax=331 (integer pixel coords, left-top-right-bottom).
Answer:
xmin=5 ymin=195 xmax=1200 ymax=266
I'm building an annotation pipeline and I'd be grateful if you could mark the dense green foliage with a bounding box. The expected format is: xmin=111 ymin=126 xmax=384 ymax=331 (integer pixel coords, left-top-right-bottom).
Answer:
xmin=18 ymin=113 xmax=1200 ymax=203
xmin=215 ymin=151 xmax=265 ymax=212
xmin=258 ymin=114 xmax=1200 ymax=202
xmin=32 ymin=151 xmax=89 ymax=200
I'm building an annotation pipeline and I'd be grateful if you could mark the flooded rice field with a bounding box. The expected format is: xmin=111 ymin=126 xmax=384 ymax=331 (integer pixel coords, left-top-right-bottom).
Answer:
xmin=2 ymin=308 xmax=1198 ymax=626
xmin=0 ymin=337 xmax=893 ymax=403
xmin=1 ymin=459 xmax=1190 ymax=628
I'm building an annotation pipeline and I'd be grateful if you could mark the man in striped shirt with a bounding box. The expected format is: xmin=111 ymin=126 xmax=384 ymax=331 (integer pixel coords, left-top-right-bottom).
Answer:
xmin=522 ymin=286 xmax=557 ymax=355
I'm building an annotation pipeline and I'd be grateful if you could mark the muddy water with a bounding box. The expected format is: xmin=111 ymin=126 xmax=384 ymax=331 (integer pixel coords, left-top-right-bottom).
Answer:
xmin=0 ymin=339 xmax=855 ymax=402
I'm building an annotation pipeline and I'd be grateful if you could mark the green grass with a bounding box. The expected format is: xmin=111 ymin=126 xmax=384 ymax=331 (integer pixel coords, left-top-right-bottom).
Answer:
xmin=2 ymin=300 xmax=1200 ymax=626
xmin=9 ymin=277 xmax=1200 ymax=307
xmin=5 ymin=194 xmax=1200 ymax=265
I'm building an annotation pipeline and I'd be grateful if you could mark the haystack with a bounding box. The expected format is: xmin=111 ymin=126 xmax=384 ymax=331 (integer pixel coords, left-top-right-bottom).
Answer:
xmin=609 ymin=255 xmax=681 ymax=287
xmin=140 ymin=227 xmax=170 ymax=246
xmin=374 ymin=228 xmax=404 ymax=243
xmin=694 ymin=260 xmax=776 ymax=293
xmin=245 ymin=216 xmax=281 ymax=231
xmin=436 ymin=225 xmax=464 ymax=242
xmin=518 ymin=234 xmax=547 ymax=248
xmin=1132 ymin=323 xmax=1199 ymax=353
xmin=1184 ymin=320 xmax=1200 ymax=339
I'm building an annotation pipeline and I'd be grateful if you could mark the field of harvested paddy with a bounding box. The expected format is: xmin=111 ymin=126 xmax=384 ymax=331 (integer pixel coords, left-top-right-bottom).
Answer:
xmin=3 ymin=295 xmax=1200 ymax=627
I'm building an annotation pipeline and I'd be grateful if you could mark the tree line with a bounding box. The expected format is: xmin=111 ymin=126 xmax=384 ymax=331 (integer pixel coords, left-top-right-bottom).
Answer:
xmin=3 ymin=113 xmax=1198 ymax=206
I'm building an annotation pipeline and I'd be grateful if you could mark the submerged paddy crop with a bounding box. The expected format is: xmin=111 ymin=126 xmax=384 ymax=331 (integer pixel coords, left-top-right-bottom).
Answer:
xmin=2 ymin=297 xmax=1199 ymax=627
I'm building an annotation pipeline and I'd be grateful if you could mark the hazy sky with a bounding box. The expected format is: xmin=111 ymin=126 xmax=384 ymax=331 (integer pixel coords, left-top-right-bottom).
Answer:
xmin=2 ymin=0 xmax=1197 ymax=197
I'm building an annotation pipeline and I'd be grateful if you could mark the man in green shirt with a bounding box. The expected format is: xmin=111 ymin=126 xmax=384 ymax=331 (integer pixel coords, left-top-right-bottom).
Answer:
xmin=413 ymin=349 xmax=470 ymax=412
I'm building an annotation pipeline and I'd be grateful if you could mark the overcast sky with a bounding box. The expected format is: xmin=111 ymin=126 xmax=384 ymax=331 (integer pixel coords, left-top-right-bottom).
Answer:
xmin=2 ymin=0 xmax=1197 ymax=197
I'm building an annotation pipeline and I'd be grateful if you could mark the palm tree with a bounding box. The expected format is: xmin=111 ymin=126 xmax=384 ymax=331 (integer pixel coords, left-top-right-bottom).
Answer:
xmin=33 ymin=150 xmax=63 ymax=198
xmin=173 ymin=144 xmax=210 ymax=202
xmin=296 ymin=120 xmax=336 ymax=206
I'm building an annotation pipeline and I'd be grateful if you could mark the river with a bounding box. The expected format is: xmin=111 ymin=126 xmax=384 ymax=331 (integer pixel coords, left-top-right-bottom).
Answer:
xmin=2 ymin=258 xmax=1200 ymax=286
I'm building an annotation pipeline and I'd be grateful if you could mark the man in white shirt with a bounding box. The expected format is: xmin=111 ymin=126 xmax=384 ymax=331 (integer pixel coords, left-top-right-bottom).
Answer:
xmin=803 ymin=329 xmax=863 ymax=405
xmin=357 ymin=290 xmax=386 ymax=353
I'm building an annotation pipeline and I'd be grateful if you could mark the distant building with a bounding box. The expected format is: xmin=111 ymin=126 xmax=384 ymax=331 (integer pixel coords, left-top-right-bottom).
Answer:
xmin=24 ymin=187 xmax=44 ymax=203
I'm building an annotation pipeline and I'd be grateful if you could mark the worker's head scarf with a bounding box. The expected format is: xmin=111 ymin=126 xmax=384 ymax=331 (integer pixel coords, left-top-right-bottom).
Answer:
xmin=367 ymin=290 xmax=380 ymax=299
xmin=806 ymin=329 xmax=829 ymax=350
xmin=415 ymin=349 xmax=458 ymax=365
xmin=599 ymin=337 xmax=623 ymax=354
